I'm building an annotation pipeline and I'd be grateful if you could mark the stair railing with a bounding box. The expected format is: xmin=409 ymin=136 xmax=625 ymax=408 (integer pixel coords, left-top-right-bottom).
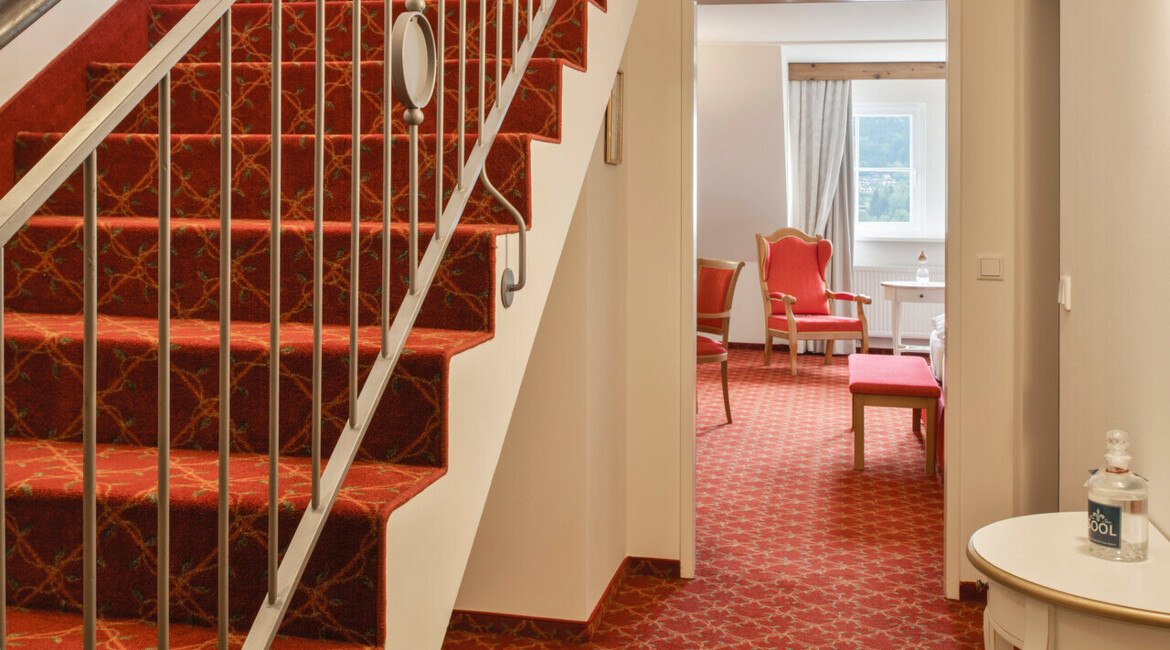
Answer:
xmin=0 ymin=0 xmax=555 ymax=646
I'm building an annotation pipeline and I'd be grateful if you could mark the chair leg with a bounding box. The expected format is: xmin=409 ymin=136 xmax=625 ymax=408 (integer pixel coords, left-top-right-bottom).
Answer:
xmin=788 ymin=340 xmax=799 ymax=376
xmin=764 ymin=336 xmax=772 ymax=366
xmin=823 ymin=340 xmax=834 ymax=365
xmin=721 ymin=360 xmax=731 ymax=424
xmin=861 ymin=331 xmax=869 ymax=354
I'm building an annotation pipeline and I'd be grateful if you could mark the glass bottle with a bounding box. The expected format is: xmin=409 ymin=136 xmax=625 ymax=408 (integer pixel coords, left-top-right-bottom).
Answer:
xmin=1086 ymin=430 xmax=1148 ymax=561
xmin=916 ymin=250 xmax=930 ymax=284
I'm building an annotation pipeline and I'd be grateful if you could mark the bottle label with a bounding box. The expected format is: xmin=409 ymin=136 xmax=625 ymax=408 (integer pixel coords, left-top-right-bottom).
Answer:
xmin=1088 ymin=500 xmax=1122 ymax=549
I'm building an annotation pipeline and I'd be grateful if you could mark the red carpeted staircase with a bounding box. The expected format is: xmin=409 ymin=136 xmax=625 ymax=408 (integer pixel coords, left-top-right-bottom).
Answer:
xmin=0 ymin=0 xmax=607 ymax=646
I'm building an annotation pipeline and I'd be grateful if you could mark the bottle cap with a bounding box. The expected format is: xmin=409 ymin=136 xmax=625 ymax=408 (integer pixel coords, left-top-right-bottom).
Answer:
xmin=1104 ymin=429 xmax=1131 ymax=470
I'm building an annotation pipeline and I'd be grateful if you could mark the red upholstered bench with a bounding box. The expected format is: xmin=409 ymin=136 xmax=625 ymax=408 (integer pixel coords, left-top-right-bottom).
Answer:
xmin=848 ymin=354 xmax=942 ymax=476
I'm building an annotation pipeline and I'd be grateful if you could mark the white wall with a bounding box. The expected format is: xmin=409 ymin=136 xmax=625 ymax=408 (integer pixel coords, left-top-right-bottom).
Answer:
xmin=0 ymin=0 xmax=119 ymax=106
xmin=698 ymin=1 xmax=946 ymax=44
xmin=696 ymin=3 xmax=946 ymax=345
xmin=1059 ymin=1 xmax=1170 ymax=533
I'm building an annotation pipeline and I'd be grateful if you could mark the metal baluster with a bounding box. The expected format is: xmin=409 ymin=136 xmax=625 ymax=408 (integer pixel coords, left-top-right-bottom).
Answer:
xmin=496 ymin=0 xmax=502 ymax=108
xmin=349 ymin=0 xmax=360 ymax=425
xmin=157 ymin=71 xmax=172 ymax=650
xmin=458 ymin=0 xmax=465 ymax=189
xmin=268 ymin=0 xmax=282 ymax=607
xmin=312 ymin=0 xmax=324 ymax=509
xmin=512 ymin=0 xmax=518 ymax=60
xmin=392 ymin=0 xmax=436 ymax=295
xmin=527 ymin=0 xmax=532 ymax=41
xmin=0 ymin=249 xmax=4 ymax=648
xmin=381 ymin=0 xmax=391 ymax=357
xmin=434 ymin=0 xmax=445 ymax=237
xmin=82 ymin=151 xmax=97 ymax=650
xmin=478 ymin=0 xmax=485 ymax=137
xmin=217 ymin=9 xmax=232 ymax=648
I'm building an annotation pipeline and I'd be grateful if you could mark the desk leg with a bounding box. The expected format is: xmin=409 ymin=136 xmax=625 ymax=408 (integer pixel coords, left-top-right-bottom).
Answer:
xmin=891 ymin=297 xmax=902 ymax=356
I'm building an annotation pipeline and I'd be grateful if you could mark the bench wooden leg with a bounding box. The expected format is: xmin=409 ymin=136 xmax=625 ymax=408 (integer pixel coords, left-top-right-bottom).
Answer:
xmin=824 ymin=340 xmax=834 ymax=365
xmin=925 ymin=399 xmax=938 ymax=476
xmin=913 ymin=408 xmax=922 ymax=434
xmin=853 ymin=397 xmax=865 ymax=471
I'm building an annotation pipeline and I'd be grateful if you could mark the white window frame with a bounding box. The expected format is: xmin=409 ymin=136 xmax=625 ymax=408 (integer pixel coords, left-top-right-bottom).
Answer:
xmin=853 ymin=102 xmax=926 ymax=240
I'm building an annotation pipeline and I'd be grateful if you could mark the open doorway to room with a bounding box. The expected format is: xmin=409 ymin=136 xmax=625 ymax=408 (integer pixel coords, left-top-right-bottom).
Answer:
xmin=688 ymin=0 xmax=971 ymax=640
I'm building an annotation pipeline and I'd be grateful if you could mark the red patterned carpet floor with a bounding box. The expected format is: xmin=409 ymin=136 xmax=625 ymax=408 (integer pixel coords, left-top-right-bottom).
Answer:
xmin=443 ymin=348 xmax=984 ymax=649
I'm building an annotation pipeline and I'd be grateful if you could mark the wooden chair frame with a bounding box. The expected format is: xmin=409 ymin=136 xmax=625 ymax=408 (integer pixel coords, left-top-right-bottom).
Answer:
xmin=754 ymin=228 xmax=871 ymax=376
xmin=697 ymin=257 xmax=745 ymax=423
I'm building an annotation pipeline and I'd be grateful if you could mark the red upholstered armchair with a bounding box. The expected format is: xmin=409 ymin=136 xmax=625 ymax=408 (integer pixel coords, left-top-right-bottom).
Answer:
xmin=697 ymin=258 xmax=745 ymax=423
xmin=755 ymin=228 xmax=870 ymax=376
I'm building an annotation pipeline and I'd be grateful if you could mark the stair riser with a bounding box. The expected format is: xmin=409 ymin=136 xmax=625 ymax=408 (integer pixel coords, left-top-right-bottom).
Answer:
xmin=87 ymin=60 xmax=563 ymax=139
xmin=16 ymin=133 xmax=534 ymax=228
xmin=7 ymin=219 xmax=494 ymax=331
xmin=151 ymin=1 xmax=588 ymax=70
xmin=5 ymin=454 xmax=387 ymax=643
xmin=5 ymin=322 xmax=449 ymax=464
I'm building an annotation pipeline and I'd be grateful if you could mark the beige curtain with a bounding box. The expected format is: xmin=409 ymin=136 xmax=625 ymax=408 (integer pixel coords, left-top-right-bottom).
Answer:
xmin=788 ymin=80 xmax=855 ymax=354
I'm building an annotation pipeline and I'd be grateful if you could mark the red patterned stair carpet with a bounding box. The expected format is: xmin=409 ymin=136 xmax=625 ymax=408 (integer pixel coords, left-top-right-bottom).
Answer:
xmin=443 ymin=350 xmax=984 ymax=649
xmin=1 ymin=0 xmax=605 ymax=646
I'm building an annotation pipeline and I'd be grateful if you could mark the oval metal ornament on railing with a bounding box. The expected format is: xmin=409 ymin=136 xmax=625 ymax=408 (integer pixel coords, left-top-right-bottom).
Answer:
xmin=391 ymin=0 xmax=437 ymax=295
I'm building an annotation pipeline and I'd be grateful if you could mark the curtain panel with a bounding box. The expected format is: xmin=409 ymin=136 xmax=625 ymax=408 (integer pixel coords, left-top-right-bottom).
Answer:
xmin=788 ymin=79 xmax=856 ymax=354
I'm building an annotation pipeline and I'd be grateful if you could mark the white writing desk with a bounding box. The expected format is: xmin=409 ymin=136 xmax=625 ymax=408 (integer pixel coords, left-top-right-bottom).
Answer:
xmin=880 ymin=281 xmax=944 ymax=356
xmin=968 ymin=512 xmax=1170 ymax=649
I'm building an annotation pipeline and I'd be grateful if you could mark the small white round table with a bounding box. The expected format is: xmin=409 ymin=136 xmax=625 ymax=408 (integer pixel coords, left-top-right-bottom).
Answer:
xmin=968 ymin=512 xmax=1170 ymax=649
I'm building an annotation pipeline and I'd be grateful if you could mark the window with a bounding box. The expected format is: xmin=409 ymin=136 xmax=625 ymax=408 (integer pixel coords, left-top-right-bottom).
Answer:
xmin=853 ymin=103 xmax=926 ymax=239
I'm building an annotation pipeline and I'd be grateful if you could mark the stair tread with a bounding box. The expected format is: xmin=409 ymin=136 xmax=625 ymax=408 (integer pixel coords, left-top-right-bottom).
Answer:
xmin=4 ymin=310 xmax=491 ymax=356
xmin=5 ymin=437 xmax=445 ymax=520
xmin=148 ymin=0 xmax=594 ymax=70
xmin=16 ymin=130 xmax=540 ymax=228
xmin=85 ymin=58 xmax=566 ymax=138
xmin=19 ymin=213 xmax=518 ymax=235
xmin=6 ymin=607 xmax=376 ymax=649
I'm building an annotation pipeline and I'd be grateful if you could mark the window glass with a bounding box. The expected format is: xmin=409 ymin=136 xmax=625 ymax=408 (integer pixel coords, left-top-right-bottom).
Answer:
xmin=854 ymin=113 xmax=913 ymax=226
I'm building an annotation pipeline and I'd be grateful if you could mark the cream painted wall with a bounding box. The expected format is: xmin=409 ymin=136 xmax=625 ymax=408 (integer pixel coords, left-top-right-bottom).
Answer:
xmin=1059 ymin=1 xmax=1170 ymax=533
xmin=625 ymin=0 xmax=688 ymax=565
xmin=0 ymin=0 xmax=119 ymax=106
xmin=452 ymin=126 xmax=630 ymax=621
xmin=946 ymin=0 xmax=1060 ymax=590
xmin=453 ymin=0 xmax=692 ymax=619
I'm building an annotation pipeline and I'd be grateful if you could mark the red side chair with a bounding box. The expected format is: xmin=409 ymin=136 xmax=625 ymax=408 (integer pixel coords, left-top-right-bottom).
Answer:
xmin=697 ymin=258 xmax=745 ymax=423
xmin=755 ymin=228 xmax=871 ymax=376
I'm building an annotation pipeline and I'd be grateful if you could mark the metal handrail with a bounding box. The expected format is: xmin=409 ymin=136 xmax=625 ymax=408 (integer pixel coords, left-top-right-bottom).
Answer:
xmin=0 ymin=0 xmax=62 ymax=50
xmin=0 ymin=0 xmax=552 ymax=646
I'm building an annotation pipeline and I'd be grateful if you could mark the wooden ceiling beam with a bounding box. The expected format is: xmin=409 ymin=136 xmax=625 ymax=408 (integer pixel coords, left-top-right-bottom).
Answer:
xmin=789 ymin=62 xmax=947 ymax=81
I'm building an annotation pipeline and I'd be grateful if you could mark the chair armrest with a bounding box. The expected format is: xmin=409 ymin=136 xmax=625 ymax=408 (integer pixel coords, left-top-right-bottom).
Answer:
xmin=769 ymin=292 xmax=796 ymax=317
xmin=827 ymin=291 xmax=872 ymax=305
xmin=697 ymin=310 xmax=731 ymax=320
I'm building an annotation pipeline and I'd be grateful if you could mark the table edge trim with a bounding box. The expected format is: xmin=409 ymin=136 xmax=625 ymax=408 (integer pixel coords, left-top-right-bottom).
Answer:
xmin=967 ymin=537 xmax=1170 ymax=628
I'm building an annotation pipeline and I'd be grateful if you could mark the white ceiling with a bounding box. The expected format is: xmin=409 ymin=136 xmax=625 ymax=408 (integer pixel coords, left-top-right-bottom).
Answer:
xmin=697 ymin=1 xmax=947 ymax=46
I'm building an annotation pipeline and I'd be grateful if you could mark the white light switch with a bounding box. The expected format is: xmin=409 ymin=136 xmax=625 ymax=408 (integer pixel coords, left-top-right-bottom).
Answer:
xmin=978 ymin=255 xmax=1004 ymax=280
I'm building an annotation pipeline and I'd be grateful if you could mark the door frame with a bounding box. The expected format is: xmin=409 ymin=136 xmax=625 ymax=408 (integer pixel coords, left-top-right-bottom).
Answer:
xmin=682 ymin=0 xmax=961 ymax=597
